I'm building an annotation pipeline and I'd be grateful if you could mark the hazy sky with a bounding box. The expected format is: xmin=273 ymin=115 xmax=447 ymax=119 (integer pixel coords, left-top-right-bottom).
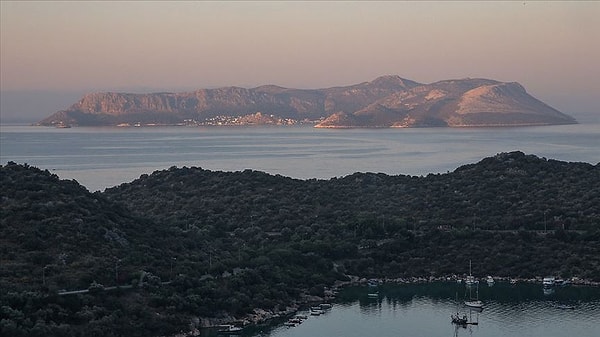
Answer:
xmin=1 ymin=1 xmax=599 ymax=121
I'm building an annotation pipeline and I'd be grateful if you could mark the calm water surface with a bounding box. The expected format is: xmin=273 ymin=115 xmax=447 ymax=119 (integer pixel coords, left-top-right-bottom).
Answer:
xmin=1 ymin=124 xmax=598 ymax=191
xmin=216 ymin=283 xmax=600 ymax=337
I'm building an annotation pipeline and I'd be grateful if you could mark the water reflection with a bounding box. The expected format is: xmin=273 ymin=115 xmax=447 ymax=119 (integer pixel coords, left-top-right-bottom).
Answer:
xmin=254 ymin=282 xmax=600 ymax=337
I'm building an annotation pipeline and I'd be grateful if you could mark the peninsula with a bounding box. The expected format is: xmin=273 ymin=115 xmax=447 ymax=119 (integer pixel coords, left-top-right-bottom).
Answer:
xmin=1 ymin=152 xmax=598 ymax=336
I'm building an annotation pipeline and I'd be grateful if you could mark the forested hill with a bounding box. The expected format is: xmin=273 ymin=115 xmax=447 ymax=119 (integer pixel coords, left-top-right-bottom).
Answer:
xmin=1 ymin=152 xmax=599 ymax=337
xmin=106 ymin=151 xmax=599 ymax=234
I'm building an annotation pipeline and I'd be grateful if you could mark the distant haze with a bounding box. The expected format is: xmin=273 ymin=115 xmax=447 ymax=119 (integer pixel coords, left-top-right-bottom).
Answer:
xmin=1 ymin=1 xmax=599 ymax=123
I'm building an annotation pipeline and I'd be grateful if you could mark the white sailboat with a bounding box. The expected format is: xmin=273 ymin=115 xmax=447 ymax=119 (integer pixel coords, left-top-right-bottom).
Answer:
xmin=464 ymin=282 xmax=483 ymax=309
xmin=464 ymin=260 xmax=483 ymax=309
xmin=465 ymin=260 xmax=478 ymax=286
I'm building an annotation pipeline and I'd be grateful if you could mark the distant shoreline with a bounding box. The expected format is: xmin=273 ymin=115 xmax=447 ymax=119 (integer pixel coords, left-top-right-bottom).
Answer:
xmin=1 ymin=120 xmax=597 ymax=129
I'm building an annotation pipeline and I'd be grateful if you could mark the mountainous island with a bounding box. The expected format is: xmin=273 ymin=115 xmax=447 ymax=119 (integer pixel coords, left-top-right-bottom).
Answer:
xmin=36 ymin=76 xmax=577 ymax=128
xmin=1 ymin=152 xmax=599 ymax=336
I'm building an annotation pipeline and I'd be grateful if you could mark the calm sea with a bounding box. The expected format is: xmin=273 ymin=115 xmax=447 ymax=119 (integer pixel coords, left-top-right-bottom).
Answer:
xmin=1 ymin=124 xmax=598 ymax=192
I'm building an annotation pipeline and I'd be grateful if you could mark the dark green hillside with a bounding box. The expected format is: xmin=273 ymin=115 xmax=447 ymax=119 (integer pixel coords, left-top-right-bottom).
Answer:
xmin=0 ymin=162 xmax=226 ymax=293
xmin=1 ymin=163 xmax=199 ymax=336
xmin=1 ymin=152 xmax=599 ymax=337
xmin=104 ymin=151 xmax=600 ymax=280
xmin=0 ymin=163 xmax=344 ymax=336
xmin=107 ymin=152 xmax=599 ymax=234
xmin=2 ymin=162 xmax=144 ymax=291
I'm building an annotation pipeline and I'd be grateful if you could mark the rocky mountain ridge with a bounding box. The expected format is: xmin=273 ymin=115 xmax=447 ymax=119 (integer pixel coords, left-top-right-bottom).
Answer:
xmin=37 ymin=75 xmax=576 ymax=127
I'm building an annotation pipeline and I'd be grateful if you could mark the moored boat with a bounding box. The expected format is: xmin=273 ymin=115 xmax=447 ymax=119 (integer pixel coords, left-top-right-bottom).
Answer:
xmin=464 ymin=299 xmax=484 ymax=309
xmin=464 ymin=277 xmax=484 ymax=309
xmin=54 ymin=122 xmax=72 ymax=128
xmin=543 ymin=276 xmax=556 ymax=287
xmin=451 ymin=313 xmax=468 ymax=325
xmin=465 ymin=260 xmax=478 ymax=286
xmin=310 ymin=307 xmax=324 ymax=315
xmin=465 ymin=276 xmax=478 ymax=286
xmin=367 ymin=292 xmax=379 ymax=298
xmin=216 ymin=324 xmax=243 ymax=335
xmin=368 ymin=279 xmax=380 ymax=287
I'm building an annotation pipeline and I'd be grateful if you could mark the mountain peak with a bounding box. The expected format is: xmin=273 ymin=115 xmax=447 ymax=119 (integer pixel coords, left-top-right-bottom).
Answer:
xmin=369 ymin=75 xmax=420 ymax=89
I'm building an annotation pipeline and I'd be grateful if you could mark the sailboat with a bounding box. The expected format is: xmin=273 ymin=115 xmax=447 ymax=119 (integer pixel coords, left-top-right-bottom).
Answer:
xmin=464 ymin=282 xmax=483 ymax=309
xmin=465 ymin=260 xmax=478 ymax=286
xmin=464 ymin=261 xmax=483 ymax=309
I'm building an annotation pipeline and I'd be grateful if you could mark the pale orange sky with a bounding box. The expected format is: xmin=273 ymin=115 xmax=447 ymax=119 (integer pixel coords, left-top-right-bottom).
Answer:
xmin=1 ymin=1 xmax=599 ymax=120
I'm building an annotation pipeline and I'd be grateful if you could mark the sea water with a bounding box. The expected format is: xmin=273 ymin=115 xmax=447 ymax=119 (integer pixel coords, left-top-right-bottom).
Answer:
xmin=1 ymin=124 xmax=598 ymax=191
xmin=240 ymin=282 xmax=600 ymax=337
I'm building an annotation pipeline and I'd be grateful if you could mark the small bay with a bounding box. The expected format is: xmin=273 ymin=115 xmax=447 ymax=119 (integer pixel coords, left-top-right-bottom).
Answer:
xmin=226 ymin=282 xmax=600 ymax=337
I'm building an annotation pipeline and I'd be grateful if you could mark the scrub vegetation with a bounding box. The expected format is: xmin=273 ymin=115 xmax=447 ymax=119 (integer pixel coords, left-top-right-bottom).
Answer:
xmin=1 ymin=151 xmax=599 ymax=336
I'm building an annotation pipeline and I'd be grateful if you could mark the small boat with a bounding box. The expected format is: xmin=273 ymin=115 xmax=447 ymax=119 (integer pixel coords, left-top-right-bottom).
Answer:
xmin=295 ymin=314 xmax=308 ymax=320
xmin=543 ymin=276 xmax=556 ymax=287
xmin=464 ymin=299 xmax=484 ymax=309
xmin=310 ymin=307 xmax=324 ymax=315
xmin=368 ymin=279 xmax=380 ymax=287
xmin=288 ymin=318 xmax=303 ymax=324
xmin=557 ymin=304 xmax=575 ymax=310
xmin=451 ymin=313 xmax=468 ymax=326
xmin=486 ymin=276 xmax=495 ymax=286
xmin=367 ymin=292 xmax=379 ymax=298
xmin=55 ymin=122 xmax=71 ymax=128
xmin=284 ymin=318 xmax=303 ymax=327
xmin=216 ymin=324 xmax=243 ymax=335
xmin=465 ymin=276 xmax=478 ymax=286
xmin=320 ymin=303 xmax=332 ymax=309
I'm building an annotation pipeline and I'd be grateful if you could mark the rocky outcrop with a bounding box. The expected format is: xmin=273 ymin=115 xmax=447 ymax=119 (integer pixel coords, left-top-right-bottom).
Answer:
xmin=37 ymin=76 xmax=576 ymax=127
